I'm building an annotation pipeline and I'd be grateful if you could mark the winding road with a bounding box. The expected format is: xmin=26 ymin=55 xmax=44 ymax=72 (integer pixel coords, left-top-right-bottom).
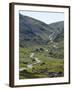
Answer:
xmin=19 ymin=52 xmax=41 ymax=71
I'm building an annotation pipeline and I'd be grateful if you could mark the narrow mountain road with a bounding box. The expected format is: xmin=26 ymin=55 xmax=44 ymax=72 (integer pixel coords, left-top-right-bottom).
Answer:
xmin=30 ymin=53 xmax=41 ymax=63
xmin=30 ymin=53 xmax=34 ymax=58
xmin=19 ymin=68 xmax=27 ymax=71
xmin=27 ymin=64 xmax=33 ymax=68
xmin=34 ymin=58 xmax=41 ymax=63
xmin=29 ymin=53 xmax=41 ymax=66
xmin=20 ymin=52 xmax=41 ymax=71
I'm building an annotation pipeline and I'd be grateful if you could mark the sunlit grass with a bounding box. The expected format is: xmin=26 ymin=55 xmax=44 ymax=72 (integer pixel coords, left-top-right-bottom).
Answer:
xmin=19 ymin=47 xmax=64 ymax=79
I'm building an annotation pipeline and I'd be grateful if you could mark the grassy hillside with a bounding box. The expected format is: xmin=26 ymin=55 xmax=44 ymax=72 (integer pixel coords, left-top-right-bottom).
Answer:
xmin=19 ymin=14 xmax=64 ymax=79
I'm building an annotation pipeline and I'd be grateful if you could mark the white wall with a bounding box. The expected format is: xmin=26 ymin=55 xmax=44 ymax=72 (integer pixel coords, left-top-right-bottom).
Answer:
xmin=0 ymin=0 xmax=72 ymax=89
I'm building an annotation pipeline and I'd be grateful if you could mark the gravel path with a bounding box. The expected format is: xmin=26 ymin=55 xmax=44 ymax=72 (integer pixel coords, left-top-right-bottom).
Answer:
xmin=20 ymin=52 xmax=41 ymax=71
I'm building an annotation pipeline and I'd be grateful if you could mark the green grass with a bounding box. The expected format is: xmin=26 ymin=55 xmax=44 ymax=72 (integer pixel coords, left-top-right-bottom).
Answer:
xmin=19 ymin=46 xmax=64 ymax=79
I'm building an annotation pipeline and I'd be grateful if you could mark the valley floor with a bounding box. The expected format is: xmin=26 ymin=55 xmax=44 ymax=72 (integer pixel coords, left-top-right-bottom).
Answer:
xmin=19 ymin=46 xmax=64 ymax=79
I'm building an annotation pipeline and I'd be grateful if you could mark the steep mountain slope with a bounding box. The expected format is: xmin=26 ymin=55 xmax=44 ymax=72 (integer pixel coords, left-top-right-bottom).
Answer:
xmin=49 ymin=21 xmax=64 ymax=42
xmin=19 ymin=14 xmax=64 ymax=47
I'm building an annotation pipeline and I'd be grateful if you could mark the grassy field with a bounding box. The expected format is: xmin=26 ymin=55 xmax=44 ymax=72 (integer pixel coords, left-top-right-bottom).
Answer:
xmin=19 ymin=45 xmax=64 ymax=79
